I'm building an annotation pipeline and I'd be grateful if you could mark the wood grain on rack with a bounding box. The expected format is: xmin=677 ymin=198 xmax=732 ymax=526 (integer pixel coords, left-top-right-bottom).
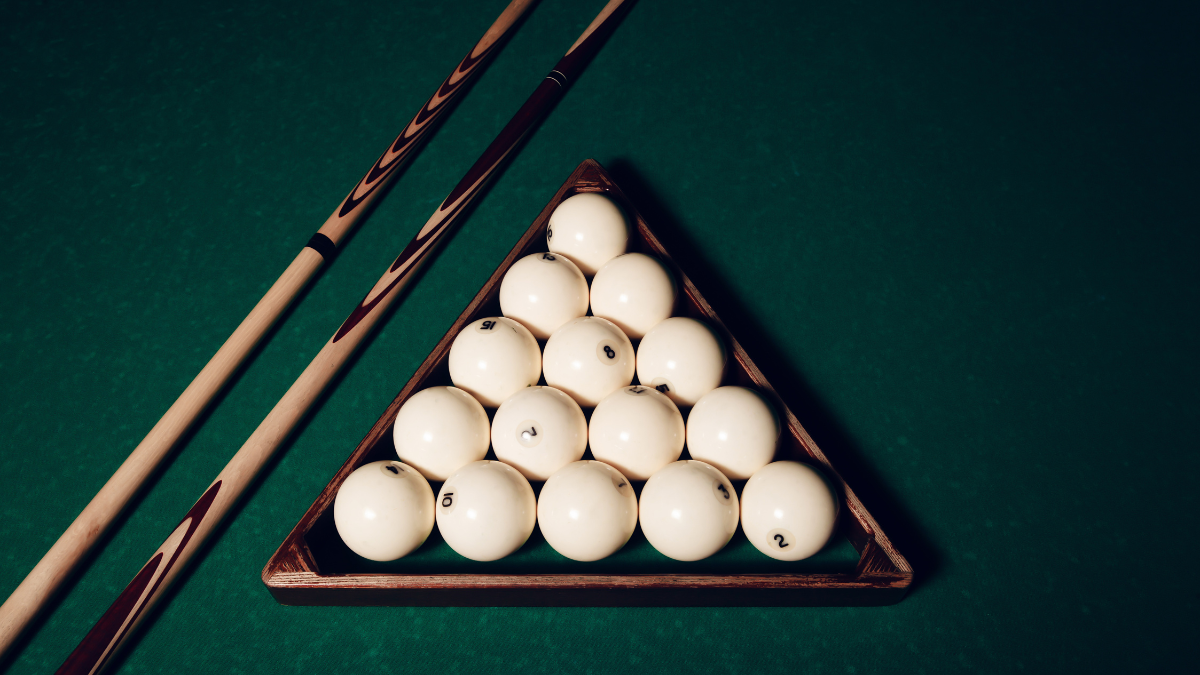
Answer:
xmin=263 ymin=159 xmax=914 ymax=607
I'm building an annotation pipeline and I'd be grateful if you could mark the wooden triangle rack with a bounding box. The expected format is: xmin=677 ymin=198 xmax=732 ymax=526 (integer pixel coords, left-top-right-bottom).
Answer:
xmin=262 ymin=159 xmax=912 ymax=606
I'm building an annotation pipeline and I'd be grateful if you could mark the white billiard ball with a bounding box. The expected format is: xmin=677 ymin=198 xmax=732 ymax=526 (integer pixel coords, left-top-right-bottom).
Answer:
xmin=499 ymin=252 xmax=589 ymax=339
xmin=636 ymin=317 xmax=726 ymax=407
xmin=686 ymin=386 xmax=781 ymax=480
xmin=333 ymin=461 xmax=434 ymax=561
xmin=435 ymin=460 xmax=537 ymax=561
xmin=537 ymin=461 xmax=638 ymax=561
xmin=589 ymin=385 xmax=684 ymax=480
xmin=741 ymin=461 xmax=840 ymax=561
xmin=448 ymin=316 xmax=541 ymax=407
xmin=392 ymin=386 xmax=490 ymax=481
xmin=491 ymin=386 xmax=587 ymax=481
xmin=590 ymin=253 xmax=677 ymax=339
xmin=638 ymin=460 xmax=739 ymax=561
xmin=545 ymin=192 xmax=630 ymax=275
xmin=542 ymin=316 xmax=635 ymax=407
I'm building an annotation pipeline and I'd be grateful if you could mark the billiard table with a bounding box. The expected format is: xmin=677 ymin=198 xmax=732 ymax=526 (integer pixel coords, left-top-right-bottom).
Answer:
xmin=0 ymin=0 xmax=1194 ymax=672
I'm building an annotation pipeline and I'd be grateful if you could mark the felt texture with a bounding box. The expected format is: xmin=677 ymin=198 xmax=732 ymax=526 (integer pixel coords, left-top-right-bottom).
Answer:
xmin=0 ymin=0 xmax=1195 ymax=672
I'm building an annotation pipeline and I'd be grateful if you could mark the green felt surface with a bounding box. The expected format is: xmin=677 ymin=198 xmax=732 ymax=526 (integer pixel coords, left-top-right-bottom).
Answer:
xmin=312 ymin=513 xmax=862 ymax=577
xmin=1 ymin=0 xmax=1196 ymax=672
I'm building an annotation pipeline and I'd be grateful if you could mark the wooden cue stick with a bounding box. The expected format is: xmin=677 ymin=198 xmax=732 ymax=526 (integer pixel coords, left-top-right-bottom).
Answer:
xmin=56 ymin=1 xmax=634 ymax=672
xmin=0 ymin=0 xmax=535 ymax=659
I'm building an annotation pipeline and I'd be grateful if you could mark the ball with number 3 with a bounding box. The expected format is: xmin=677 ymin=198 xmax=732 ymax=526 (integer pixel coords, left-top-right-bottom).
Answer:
xmin=639 ymin=460 xmax=739 ymax=562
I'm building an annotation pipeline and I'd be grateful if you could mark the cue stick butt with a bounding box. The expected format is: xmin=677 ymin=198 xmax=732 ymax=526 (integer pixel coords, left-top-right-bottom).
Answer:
xmin=0 ymin=248 xmax=324 ymax=658
xmin=54 ymin=1 xmax=634 ymax=671
xmin=57 ymin=261 xmax=417 ymax=675
xmin=0 ymin=0 xmax=535 ymax=661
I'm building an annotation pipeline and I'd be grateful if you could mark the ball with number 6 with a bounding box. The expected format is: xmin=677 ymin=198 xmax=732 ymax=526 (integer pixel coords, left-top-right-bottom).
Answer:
xmin=545 ymin=192 xmax=630 ymax=276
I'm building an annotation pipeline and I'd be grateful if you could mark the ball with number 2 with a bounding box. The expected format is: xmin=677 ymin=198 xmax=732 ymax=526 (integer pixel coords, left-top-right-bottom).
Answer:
xmin=740 ymin=461 xmax=839 ymax=561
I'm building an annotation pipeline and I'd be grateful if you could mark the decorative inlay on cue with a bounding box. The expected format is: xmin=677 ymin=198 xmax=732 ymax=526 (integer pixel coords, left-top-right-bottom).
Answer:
xmin=0 ymin=0 xmax=535 ymax=659
xmin=55 ymin=1 xmax=636 ymax=673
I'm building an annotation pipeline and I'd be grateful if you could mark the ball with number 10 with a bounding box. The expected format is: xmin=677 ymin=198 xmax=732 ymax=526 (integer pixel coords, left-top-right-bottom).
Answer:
xmin=436 ymin=460 xmax=536 ymax=562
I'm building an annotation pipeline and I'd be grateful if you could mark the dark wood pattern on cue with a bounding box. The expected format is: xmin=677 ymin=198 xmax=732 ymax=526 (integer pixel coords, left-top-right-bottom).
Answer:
xmin=317 ymin=0 xmax=537 ymax=244
xmin=58 ymin=483 xmax=223 ymax=674
xmin=335 ymin=0 xmax=638 ymax=342
xmin=262 ymin=159 xmax=915 ymax=608
xmin=0 ymin=0 xmax=535 ymax=660
xmin=55 ymin=3 xmax=635 ymax=673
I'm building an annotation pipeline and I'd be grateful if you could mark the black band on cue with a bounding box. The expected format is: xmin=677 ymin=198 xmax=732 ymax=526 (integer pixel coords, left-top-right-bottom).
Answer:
xmin=305 ymin=233 xmax=338 ymax=261
xmin=546 ymin=70 xmax=568 ymax=87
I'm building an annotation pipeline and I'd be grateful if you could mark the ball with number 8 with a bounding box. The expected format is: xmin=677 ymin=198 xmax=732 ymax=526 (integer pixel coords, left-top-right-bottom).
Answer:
xmin=542 ymin=316 xmax=635 ymax=407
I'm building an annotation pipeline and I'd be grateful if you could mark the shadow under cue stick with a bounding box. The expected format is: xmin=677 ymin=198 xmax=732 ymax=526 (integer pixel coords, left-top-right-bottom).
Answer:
xmin=56 ymin=0 xmax=635 ymax=672
xmin=0 ymin=0 xmax=535 ymax=659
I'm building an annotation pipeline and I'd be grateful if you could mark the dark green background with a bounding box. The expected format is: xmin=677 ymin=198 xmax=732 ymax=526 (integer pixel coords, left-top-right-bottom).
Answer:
xmin=2 ymin=0 xmax=1196 ymax=672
